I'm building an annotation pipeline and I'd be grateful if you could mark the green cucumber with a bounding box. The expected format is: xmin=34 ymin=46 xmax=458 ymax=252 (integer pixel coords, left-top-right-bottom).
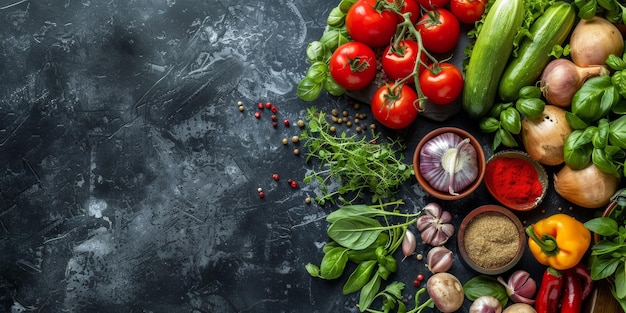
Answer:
xmin=462 ymin=0 xmax=525 ymax=119
xmin=498 ymin=2 xmax=576 ymax=102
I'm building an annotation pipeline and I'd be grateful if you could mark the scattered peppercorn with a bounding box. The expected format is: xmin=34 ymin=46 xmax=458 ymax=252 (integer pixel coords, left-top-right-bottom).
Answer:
xmin=271 ymin=114 xmax=277 ymax=121
xmin=265 ymin=102 xmax=272 ymax=109
xmin=342 ymin=110 xmax=348 ymax=117
xmin=290 ymin=180 xmax=298 ymax=188
xmin=272 ymin=121 xmax=278 ymax=128
xmin=330 ymin=126 xmax=336 ymax=133
xmin=416 ymin=253 xmax=423 ymax=261
xmin=271 ymin=106 xmax=278 ymax=113
xmin=297 ymin=120 xmax=305 ymax=128
xmin=258 ymin=103 xmax=264 ymax=109
xmin=254 ymin=112 xmax=261 ymax=119
xmin=331 ymin=108 xmax=338 ymax=116
xmin=272 ymin=173 xmax=280 ymax=181
xmin=293 ymin=148 xmax=300 ymax=155
xmin=259 ymin=191 xmax=265 ymax=198
xmin=413 ymin=280 xmax=420 ymax=287
xmin=257 ymin=187 xmax=263 ymax=193
xmin=238 ymin=106 xmax=244 ymax=112
xmin=282 ymin=138 xmax=289 ymax=145
xmin=305 ymin=197 xmax=311 ymax=204
xmin=291 ymin=136 xmax=299 ymax=143
xmin=284 ymin=120 xmax=290 ymax=127
xmin=417 ymin=274 xmax=424 ymax=281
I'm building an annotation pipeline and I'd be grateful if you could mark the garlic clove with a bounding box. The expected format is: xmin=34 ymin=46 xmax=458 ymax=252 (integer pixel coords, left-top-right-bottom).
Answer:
xmin=427 ymin=246 xmax=454 ymax=274
xmin=402 ymin=229 xmax=417 ymax=259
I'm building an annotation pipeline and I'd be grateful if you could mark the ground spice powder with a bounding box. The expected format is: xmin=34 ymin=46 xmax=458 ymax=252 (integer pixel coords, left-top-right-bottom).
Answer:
xmin=464 ymin=212 xmax=519 ymax=269
xmin=485 ymin=157 xmax=543 ymax=208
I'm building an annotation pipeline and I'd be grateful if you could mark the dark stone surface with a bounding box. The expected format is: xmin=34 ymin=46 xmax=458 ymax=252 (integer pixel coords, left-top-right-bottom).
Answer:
xmin=0 ymin=1 xmax=599 ymax=312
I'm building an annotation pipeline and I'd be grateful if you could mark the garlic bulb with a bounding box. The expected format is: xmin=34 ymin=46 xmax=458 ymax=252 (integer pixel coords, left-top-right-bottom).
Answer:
xmin=416 ymin=203 xmax=455 ymax=246
xmin=427 ymin=246 xmax=454 ymax=274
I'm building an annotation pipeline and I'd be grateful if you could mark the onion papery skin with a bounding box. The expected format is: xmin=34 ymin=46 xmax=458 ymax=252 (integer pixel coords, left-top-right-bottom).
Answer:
xmin=419 ymin=132 xmax=479 ymax=194
xmin=521 ymin=105 xmax=572 ymax=166
xmin=570 ymin=16 xmax=624 ymax=67
xmin=554 ymin=163 xmax=619 ymax=208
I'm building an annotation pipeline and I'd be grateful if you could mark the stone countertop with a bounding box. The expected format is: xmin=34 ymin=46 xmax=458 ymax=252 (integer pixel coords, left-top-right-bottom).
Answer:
xmin=0 ymin=1 xmax=600 ymax=312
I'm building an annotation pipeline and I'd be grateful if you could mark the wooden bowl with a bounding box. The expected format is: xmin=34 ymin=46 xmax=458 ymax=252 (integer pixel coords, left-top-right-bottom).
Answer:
xmin=484 ymin=150 xmax=548 ymax=211
xmin=412 ymin=127 xmax=485 ymax=200
xmin=457 ymin=204 xmax=526 ymax=275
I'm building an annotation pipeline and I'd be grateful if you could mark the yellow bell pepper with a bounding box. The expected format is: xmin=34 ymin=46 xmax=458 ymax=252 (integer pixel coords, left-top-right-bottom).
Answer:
xmin=525 ymin=213 xmax=590 ymax=270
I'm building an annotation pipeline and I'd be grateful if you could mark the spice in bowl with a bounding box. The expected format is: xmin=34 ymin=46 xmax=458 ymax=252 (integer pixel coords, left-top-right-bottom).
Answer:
xmin=484 ymin=150 xmax=548 ymax=211
xmin=458 ymin=205 xmax=525 ymax=275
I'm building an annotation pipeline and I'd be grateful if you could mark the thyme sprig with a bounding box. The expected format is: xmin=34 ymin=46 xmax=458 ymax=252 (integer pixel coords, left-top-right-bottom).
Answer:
xmin=301 ymin=107 xmax=413 ymax=205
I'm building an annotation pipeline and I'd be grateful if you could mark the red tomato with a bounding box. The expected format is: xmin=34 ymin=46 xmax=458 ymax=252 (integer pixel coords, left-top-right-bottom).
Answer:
xmin=346 ymin=0 xmax=399 ymax=48
xmin=387 ymin=0 xmax=421 ymax=24
xmin=416 ymin=0 xmax=449 ymax=10
xmin=416 ymin=8 xmax=460 ymax=54
xmin=329 ymin=41 xmax=377 ymax=91
xmin=371 ymin=83 xmax=420 ymax=129
xmin=450 ymin=0 xmax=486 ymax=24
xmin=419 ymin=62 xmax=464 ymax=105
xmin=381 ymin=40 xmax=429 ymax=83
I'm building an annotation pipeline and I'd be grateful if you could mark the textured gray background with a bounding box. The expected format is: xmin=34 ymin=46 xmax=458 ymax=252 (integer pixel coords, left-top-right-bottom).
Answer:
xmin=0 ymin=0 xmax=597 ymax=312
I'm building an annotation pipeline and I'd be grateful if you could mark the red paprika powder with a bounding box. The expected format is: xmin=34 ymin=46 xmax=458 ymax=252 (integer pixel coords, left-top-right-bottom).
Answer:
xmin=484 ymin=156 xmax=545 ymax=210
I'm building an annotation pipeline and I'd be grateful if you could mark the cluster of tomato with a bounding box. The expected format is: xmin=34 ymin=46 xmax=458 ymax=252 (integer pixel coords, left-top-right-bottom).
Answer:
xmin=327 ymin=0 xmax=486 ymax=129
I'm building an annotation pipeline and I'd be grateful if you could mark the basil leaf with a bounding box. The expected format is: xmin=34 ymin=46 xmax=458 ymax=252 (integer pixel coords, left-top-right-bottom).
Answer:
xmin=616 ymin=264 xmax=626 ymax=299
xmin=327 ymin=216 xmax=383 ymax=250
xmin=359 ymin=273 xmax=382 ymax=312
xmin=338 ymin=0 xmax=357 ymax=13
xmin=326 ymin=204 xmax=380 ymax=223
xmin=305 ymin=62 xmax=328 ymax=84
xmin=498 ymin=128 xmax=518 ymax=148
xmin=612 ymin=98 xmax=626 ymax=114
xmin=572 ymin=76 xmax=618 ymax=123
xmin=306 ymin=41 xmax=327 ymax=63
xmin=479 ymin=117 xmax=500 ymax=133
xmin=306 ymin=263 xmax=321 ymax=278
xmin=488 ymin=102 xmax=511 ymax=119
xmin=515 ymin=97 xmax=545 ymax=118
xmin=597 ymin=0 xmax=618 ymax=13
xmin=575 ymin=0 xmax=598 ymax=19
xmin=343 ymin=260 xmax=377 ymax=295
xmin=612 ymin=70 xmax=626 ymax=99
xmin=609 ymin=115 xmax=626 ymax=148
xmin=593 ymin=119 xmax=610 ymax=149
xmin=585 ymin=217 xmax=619 ymax=236
xmin=327 ymin=7 xmax=345 ymax=28
xmin=518 ymin=86 xmax=542 ymax=99
xmin=607 ymin=54 xmax=626 ymax=71
xmin=320 ymin=246 xmax=349 ymax=279
xmin=319 ymin=28 xmax=349 ymax=51
xmin=592 ymin=148 xmax=620 ymax=177
xmin=463 ymin=275 xmax=509 ymax=307
xmin=500 ymin=107 xmax=521 ymax=135
xmin=297 ymin=77 xmax=323 ymax=102
xmin=323 ymin=75 xmax=345 ymax=96
xmin=590 ymin=255 xmax=620 ymax=280
xmin=591 ymin=241 xmax=623 ymax=255
xmin=564 ymin=129 xmax=593 ymax=169
xmin=565 ymin=111 xmax=590 ymax=130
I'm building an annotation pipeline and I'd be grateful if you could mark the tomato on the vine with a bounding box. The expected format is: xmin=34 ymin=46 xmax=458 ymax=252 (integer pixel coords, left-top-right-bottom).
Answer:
xmin=346 ymin=0 xmax=399 ymax=48
xmin=416 ymin=0 xmax=449 ymax=10
xmin=329 ymin=41 xmax=377 ymax=91
xmin=387 ymin=0 xmax=421 ymax=24
xmin=416 ymin=8 xmax=460 ymax=54
xmin=371 ymin=83 xmax=420 ymax=129
xmin=450 ymin=0 xmax=486 ymax=24
xmin=381 ymin=40 xmax=429 ymax=83
xmin=419 ymin=62 xmax=464 ymax=105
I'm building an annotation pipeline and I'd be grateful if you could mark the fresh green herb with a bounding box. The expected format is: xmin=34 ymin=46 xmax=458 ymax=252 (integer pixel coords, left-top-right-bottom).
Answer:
xmin=301 ymin=107 xmax=413 ymax=205
xmin=463 ymin=275 xmax=509 ymax=307
xmin=478 ymin=87 xmax=545 ymax=151
xmin=306 ymin=201 xmax=429 ymax=312
xmin=562 ymin=52 xmax=626 ymax=177
xmin=574 ymin=0 xmax=626 ymax=24
xmin=584 ymin=188 xmax=626 ymax=311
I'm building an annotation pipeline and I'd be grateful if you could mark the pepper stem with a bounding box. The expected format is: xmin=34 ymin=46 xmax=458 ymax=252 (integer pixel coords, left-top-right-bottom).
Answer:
xmin=525 ymin=225 xmax=559 ymax=256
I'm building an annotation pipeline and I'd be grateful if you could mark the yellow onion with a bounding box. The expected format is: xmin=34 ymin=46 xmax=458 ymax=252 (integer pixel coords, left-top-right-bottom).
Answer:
xmin=521 ymin=105 xmax=572 ymax=166
xmin=554 ymin=163 xmax=619 ymax=208
xmin=570 ymin=16 xmax=624 ymax=67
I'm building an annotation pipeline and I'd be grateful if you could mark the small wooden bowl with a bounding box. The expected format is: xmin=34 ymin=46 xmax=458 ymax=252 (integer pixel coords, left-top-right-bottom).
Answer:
xmin=484 ymin=150 xmax=548 ymax=211
xmin=412 ymin=127 xmax=485 ymax=200
xmin=457 ymin=204 xmax=526 ymax=275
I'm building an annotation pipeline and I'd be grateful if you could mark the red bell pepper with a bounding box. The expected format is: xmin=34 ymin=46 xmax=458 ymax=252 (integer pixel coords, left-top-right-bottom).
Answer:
xmin=535 ymin=267 xmax=563 ymax=313
xmin=561 ymin=270 xmax=583 ymax=313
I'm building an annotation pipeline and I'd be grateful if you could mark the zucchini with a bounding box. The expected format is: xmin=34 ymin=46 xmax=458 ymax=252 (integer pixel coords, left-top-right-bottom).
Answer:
xmin=462 ymin=0 xmax=525 ymax=119
xmin=498 ymin=2 xmax=575 ymax=102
